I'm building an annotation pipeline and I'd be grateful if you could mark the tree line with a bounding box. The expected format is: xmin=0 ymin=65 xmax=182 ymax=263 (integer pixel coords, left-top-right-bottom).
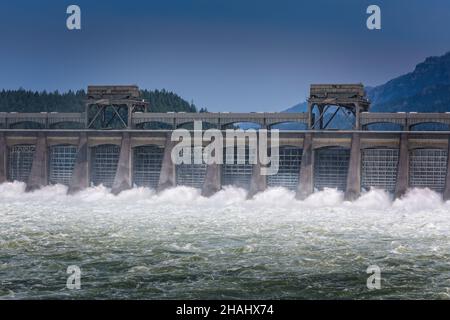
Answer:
xmin=0 ymin=88 xmax=207 ymax=113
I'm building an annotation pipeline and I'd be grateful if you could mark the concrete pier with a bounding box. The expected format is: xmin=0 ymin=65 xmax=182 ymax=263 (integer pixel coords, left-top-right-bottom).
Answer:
xmin=394 ymin=133 xmax=409 ymax=199
xmin=296 ymin=133 xmax=313 ymax=200
xmin=111 ymin=133 xmax=132 ymax=195
xmin=248 ymin=162 xmax=267 ymax=199
xmin=345 ymin=133 xmax=361 ymax=201
xmin=0 ymin=133 xmax=6 ymax=184
xmin=26 ymin=133 xmax=48 ymax=191
xmin=201 ymin=163 xmax=221 ymax=197
xmin=157 ymin=134 xmax=176 ymax=192
xmin=443 ymin=138 xmax=450 ymax=201
xmin=68 ymin=133 xmax=89 ymax=194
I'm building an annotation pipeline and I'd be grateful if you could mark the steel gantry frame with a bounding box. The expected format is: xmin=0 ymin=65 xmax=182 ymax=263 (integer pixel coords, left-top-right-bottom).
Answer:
xmin=308 ymin=84 xmax=370 ymax=130
xmin=86 ymin=85 xmax=148 ymax=129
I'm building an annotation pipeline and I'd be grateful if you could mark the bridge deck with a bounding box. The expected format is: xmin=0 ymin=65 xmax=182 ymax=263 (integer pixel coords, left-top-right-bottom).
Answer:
xmin=2 ymin=111 xmax=450 ymax=130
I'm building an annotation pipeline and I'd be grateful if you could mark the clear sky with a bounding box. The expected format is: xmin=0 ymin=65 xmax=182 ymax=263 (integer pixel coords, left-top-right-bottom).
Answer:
xmin=0 ymin=0 xmax=449 ymax=111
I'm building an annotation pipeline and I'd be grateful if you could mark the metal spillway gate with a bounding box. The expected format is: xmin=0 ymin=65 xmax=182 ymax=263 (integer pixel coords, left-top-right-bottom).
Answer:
xmin=267 ymin=146 xmax=302 ymax=190
xmin=221 ymin=146 xmax=253 ymax=189
xmin=8 ymin=145 xmax=35 ymax=182
xmin=361 ymin=148 xmax=399 ymax=192
xmin=176 ymin=147 xmax=207 ymax=189
xmin=49 ymin=145 xmax=77 ymax=185
xmin=133 ymin=145 xmax=164 ymax=189
xmin=409 ymin=149 xmax=448 ymax=192
xmin=91 ymin=144 xmax=120 ymax=188
xmin=314 ymin=147 xmax=350 ymax=191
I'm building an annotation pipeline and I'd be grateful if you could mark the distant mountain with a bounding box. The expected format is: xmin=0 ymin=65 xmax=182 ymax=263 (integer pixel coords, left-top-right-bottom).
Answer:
xmin=367 ymin=51 xmax=450 ymax=112
xmin=284 ymin=51 xmax=450 ymax=114
xmin=284 ymin=101 xmax=307 ymax=113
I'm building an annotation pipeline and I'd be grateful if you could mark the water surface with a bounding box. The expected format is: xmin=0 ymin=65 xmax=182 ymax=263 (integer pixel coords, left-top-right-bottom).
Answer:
xmin=0 ymin=182 xmax=449 ymax=299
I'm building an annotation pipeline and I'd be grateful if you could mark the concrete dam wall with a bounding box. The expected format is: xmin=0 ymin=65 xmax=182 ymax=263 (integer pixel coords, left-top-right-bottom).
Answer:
xmin=2 ymin=129 xmax=450 ymax=200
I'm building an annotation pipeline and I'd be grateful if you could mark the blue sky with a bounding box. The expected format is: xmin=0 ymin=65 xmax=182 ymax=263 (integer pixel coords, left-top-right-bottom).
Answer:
xmin=0 ymin=0 xmax=449 ymax=111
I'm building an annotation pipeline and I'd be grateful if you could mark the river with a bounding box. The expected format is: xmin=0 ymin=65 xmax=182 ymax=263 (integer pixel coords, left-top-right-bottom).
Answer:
xmin=0 ymin=182 xmax=449 ymax=299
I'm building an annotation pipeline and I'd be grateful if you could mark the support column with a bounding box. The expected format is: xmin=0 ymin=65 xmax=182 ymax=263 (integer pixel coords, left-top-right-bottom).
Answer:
xmin=201 ymin=163 xmax=221 ymax=197
xmin=296 ymin=133 xmax=314 ymax=200
xmin=404 ymin=118 xmax=410 ymax=131
xmin=345 ymin=133 xmax=361 ymax=201
xmin=394 ymin=133 xmax=409 ymax=199
xmin=0 ymin=133 xmax=6 ymax=183
xmin=442 ymin=137 xmax=450 ymax=201
xmin=127 ymin=103 xmax=133 ymax=129
xmin=157 ymin=133 xmax=176 ymax=192
xmin=85 ymin=103 xmax=90 ymax=129
xmin=111 ymin=132 xmax=132 ymax=195
xmin=318 ymin=105 xmax=324 ymax=129
xmin=26 ymin=133 xmax=48 ymax=191
xmin=248 ymin=162 xmax=267 ymax=199
xmin=68 ymin=133 xmax=89 ymax=194
xmin=307 ymin=102 xmax=313 ymax=129
xmin=354 ymin=103 xmax=361 ymax=130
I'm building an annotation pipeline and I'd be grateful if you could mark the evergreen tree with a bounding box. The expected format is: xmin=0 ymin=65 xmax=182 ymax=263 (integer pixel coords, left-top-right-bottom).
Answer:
xmin=0 ymin=89 xmax=205 ymax=113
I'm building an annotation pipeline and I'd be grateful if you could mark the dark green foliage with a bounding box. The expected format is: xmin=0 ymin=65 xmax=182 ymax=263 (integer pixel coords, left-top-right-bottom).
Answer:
xmin=0 ymin=88 xmax=207 ymax=113
xmin=0 ymin=89 xmax=86 ymax=112
xmin=140 ymin=89 xmax=200 ymax=113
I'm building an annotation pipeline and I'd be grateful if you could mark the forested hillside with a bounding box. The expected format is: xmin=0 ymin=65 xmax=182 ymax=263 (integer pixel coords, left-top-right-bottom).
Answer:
xmin=0 ymin=88 xmax=204 ymax=113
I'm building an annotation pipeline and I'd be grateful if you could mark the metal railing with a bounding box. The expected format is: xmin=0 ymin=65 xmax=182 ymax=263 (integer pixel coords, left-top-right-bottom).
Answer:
xmin=2 ymin=111 xmax=450 ymax=131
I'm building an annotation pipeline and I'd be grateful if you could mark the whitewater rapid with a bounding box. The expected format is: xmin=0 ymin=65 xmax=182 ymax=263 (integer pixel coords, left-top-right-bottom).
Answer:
xmin=0 ymin=182 xmax=449 ymax=299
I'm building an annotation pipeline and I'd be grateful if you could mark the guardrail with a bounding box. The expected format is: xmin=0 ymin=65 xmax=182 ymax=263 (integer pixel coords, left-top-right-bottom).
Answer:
xmin=2 ymin=111 xmax=450 ymax=130
xmin=131 ymin=112 xmax=309 ymax=128
xmin=360 ymin=112 xmax=450 ymax=129
xmin=0 ymin=112 xmax=86 ymax=129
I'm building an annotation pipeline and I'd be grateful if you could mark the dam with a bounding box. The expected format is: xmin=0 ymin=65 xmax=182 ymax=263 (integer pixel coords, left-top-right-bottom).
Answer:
xmin=1 ymin=84 xmax=450 ymax=200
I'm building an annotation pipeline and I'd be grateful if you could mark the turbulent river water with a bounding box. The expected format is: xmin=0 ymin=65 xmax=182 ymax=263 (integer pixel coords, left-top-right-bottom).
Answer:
xmin=0 ymin=181 xmax=449 ymax=299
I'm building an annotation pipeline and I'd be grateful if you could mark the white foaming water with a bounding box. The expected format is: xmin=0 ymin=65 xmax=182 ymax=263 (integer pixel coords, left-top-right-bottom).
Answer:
xmin=0 ymin=181 xmax=450 ymax=299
